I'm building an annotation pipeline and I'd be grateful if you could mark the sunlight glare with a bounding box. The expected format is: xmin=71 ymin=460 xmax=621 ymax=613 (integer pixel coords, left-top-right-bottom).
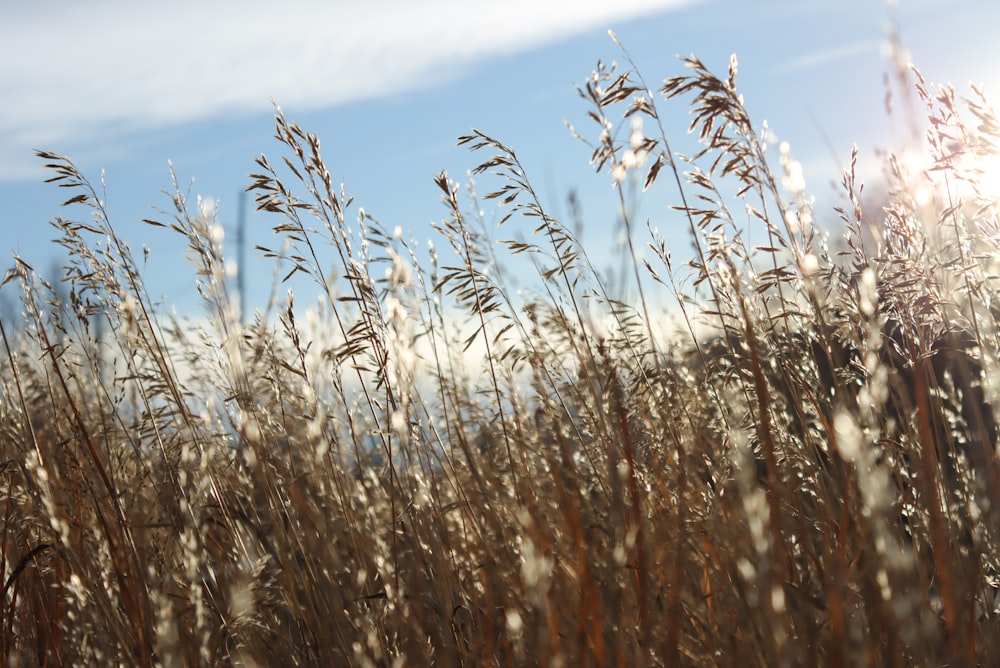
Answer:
xmin=973 ymin=150 xmax=1000 ymax=202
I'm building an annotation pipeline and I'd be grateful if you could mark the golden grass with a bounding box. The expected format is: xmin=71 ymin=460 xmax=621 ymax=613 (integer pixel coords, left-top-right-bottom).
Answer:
xmin=3 ymin=41 xmax=1000 ymax=666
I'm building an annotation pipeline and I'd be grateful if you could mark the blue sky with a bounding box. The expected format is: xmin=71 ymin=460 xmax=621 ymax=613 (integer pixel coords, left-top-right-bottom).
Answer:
xmin=2 ymin=0 xmax=999 ymax=317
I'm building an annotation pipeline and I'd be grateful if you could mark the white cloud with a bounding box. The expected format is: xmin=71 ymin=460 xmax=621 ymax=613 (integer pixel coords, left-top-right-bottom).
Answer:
xmin=0 ymin=0 xmax=699 ymax=180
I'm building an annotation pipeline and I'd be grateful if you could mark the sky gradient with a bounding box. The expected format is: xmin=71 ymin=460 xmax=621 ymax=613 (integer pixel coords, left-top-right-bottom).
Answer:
xmin=3 ymin=0 xmax=999 ymax=316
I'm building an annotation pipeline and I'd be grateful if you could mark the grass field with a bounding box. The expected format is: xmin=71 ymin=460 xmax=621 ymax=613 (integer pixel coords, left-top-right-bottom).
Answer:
xmin=3 ymin=42 xmax=1000 ymax=666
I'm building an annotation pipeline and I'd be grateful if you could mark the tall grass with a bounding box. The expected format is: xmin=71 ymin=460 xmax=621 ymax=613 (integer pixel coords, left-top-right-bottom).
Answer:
xmin=3 ymin=40 xmax=1000 ymax=666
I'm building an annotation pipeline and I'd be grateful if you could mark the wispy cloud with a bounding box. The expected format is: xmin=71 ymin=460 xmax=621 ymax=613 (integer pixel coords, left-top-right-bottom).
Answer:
xmin=0 ymin=0 xmax=699 ymax=180
xmin=776 ymin=40 xmax=881 ymax=74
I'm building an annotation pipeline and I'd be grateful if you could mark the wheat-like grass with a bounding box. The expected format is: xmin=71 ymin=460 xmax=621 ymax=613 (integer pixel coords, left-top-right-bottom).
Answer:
xmin=3 ymin=36 xmax=1000 ymax=666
